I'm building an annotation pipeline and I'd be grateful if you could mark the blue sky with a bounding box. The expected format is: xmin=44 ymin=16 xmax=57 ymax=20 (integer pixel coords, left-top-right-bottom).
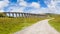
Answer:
xmin=9 ymin=0 xmax=47 ymax=7
xmin=3 ymin=0 xmax=48 ymax=12
xmin=0 ymin=0 xmax=60 ymax=14
xmin=9 ymin=0 xmax=17 ymax=3
xmin=25 ymin=0 xmax=47 ymax=7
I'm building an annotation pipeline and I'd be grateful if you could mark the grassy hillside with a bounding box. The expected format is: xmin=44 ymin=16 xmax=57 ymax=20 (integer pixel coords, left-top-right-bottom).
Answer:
xmin=48 ymin=14 xmax=60 ymax=32
xmin=0 ymin=13 xmax=6 ymax=17
xmin=0 ymin=13 xmax=46 ymax=34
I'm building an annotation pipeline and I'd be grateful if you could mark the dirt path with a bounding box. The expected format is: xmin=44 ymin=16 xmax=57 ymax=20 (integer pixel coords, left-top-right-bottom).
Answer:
xmin=14 ymin=19 xmax=60 ymax=34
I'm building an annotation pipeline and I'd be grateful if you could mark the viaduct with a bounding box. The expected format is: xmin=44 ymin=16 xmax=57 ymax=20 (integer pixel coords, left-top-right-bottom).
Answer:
xmin=3 ymin=12 xmax=47 ymax=17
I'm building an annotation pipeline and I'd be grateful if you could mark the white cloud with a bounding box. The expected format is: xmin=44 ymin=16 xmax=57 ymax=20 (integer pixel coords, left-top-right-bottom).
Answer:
xmin=0 ymin=0 xmax=9 ymax=12
xmin=7 ymin=0 xmax=27 ymax=12
xmin=0 ymin=0 xmax=26 ymax=12
xmin=27 ymin=0 xmax=60 ymax=14
xmin=0 ymin=0 xmax=9 ymax=9
xmin=27 ymin=8 xmax=48 ymax=14
xmin=19 ymin=1 xmax=27 ymax=6
xmin=46 ymin=0 xmax=60 ymax=14
xmin=6 ymin=6 xmax=24 ymax=12
xmin=11 ymin=7 xmax=24 ymax=12
xmin=30 ymin=2 xmax=40 ymax=8
xmin=9 ymin=0 xmax=26 ymax=12
xmin=20 ymin=0 xmax=24 ymax=1
xmin=0 ymin=9 xmax=4 ymax=12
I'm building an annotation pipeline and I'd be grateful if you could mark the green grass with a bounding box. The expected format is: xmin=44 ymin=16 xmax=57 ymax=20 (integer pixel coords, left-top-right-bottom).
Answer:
xmin=0 ymin=17 xmax=46 ymax=34
xmin=49 ymin=14 xmax=60 ymax=32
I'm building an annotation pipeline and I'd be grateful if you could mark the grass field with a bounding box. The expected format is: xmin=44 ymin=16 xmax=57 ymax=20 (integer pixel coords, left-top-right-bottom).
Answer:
xmin=0 ymin=17 xmax=46 ymax=34
xmin=49 ymin=14 xmax=60 ymax=32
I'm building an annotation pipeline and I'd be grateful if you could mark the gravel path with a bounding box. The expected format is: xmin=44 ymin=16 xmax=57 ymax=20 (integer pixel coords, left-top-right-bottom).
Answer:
xmin=14 ymin=19 xmax=60 ymax=34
